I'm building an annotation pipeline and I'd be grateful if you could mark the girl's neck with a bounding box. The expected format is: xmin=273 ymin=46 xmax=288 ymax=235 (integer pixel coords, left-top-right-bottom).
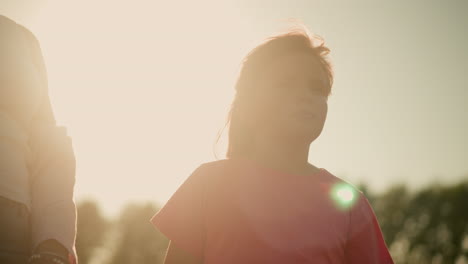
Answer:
xmin=245 ymin=133 xmax=317 ymax=176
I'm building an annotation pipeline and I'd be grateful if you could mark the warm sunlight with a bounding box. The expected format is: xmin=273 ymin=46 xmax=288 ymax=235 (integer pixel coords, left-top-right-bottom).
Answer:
xmin=21 ymin=0 xmax=255 ymax=215
xmin=2 ymin=0 xmax=468 ymax=263
xmin=3 ymin=0 xmax=467 ymax=217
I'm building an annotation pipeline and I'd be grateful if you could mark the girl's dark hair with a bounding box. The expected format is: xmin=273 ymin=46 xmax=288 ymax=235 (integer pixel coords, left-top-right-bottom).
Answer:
xmin=215 ymin=27 xmax=333 ymax=159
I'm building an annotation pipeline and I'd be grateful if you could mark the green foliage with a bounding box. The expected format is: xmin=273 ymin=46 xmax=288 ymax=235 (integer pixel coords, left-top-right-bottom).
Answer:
xmin=76 ymin=200 xmax=109 ymax=264
xmin=107 ymin=202 xmax=168 ymax=264
xmin=371 ymin=181 xmax=468 ymax=263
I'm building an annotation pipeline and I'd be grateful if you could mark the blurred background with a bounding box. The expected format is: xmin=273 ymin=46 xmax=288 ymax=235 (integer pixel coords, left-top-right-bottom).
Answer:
xmin=1 ymin=0 xmax=467 ymax=263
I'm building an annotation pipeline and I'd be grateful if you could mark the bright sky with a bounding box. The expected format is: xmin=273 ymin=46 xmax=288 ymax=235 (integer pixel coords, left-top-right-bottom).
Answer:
xmin=2 ymin=0 xmax=467 ymax=217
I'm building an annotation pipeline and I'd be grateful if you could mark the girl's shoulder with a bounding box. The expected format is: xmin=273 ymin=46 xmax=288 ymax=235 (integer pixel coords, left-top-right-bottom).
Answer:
xmin=198 ymin=158 xmax=231 ymax=169
xmin=316 ymin=168 xmax=366 ymax=200
xmin=194 ymin=158 xmax=240 ymax=180
xmin=198 ymin=158 xmax=248 ymax=172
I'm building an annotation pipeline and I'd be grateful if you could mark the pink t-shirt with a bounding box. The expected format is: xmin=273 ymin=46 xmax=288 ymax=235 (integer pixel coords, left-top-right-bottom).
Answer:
xmin=150 ymin=158 xmax=394 ymax=264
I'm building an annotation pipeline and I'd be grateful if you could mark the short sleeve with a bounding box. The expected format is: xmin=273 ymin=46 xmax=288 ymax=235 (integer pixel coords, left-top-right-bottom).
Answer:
xmin=150 ymin=164 xmax=207 ymax=260
xmin=345 ymin=193 xmax=394 ymax=264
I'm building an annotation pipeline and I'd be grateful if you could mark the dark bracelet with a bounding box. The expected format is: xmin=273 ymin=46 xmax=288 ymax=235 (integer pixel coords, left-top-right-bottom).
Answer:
xmin=29 ymin=251 xmax=70 ymax=264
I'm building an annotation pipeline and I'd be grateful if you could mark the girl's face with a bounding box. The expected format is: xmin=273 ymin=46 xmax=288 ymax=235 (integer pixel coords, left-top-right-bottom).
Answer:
xmin=254 ymin=51 xmax=329 ymax=143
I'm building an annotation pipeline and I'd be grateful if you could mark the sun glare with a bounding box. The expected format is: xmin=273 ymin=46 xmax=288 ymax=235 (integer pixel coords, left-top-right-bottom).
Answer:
xmin=330 ymin=183 xmax=357 ymax=210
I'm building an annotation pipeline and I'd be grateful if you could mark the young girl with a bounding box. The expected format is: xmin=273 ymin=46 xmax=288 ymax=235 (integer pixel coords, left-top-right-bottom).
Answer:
xmin=150 ymin=28 xmax=394 ymax=264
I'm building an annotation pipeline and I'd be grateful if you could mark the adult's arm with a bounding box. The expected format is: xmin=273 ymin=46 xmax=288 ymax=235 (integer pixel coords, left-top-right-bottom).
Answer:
xmin=29 ymin=123 xmax=78 ymax=264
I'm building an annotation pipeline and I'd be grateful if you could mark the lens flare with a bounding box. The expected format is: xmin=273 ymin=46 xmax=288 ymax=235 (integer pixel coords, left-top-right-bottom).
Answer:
xmin=330 ymin=183 xmax=357 ymax=210
xmin=337 ymin=187 xmax=354 ymax=202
